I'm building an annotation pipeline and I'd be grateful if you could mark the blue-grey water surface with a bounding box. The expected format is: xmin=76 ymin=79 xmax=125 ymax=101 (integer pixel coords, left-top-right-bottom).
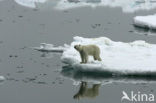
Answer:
xmin=0 ymin=0 xmax=156 ymax=103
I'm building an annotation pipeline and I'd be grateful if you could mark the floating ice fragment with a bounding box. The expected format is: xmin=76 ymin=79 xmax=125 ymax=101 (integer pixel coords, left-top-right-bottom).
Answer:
xmin=0 ymin=76 xmax=5 ymax=82
xmin=32 ymin=43 xmax=68 ymax=53
xmin=134 ymin=14 xmax=156 ymax=29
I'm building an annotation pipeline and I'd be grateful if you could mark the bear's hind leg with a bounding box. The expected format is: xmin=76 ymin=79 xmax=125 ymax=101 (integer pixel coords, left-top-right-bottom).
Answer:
xmin=94 ymin=54 xmax=102 ymax=61
xmin=97 ymin=56 xmax=102 ymax=61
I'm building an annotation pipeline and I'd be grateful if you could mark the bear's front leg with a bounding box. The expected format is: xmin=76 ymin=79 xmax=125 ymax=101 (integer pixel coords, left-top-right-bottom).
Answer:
xmin=84 ymin=55 xmax=88 ymax=63
xmin=80 ymin=53 xmax=85 ymax=64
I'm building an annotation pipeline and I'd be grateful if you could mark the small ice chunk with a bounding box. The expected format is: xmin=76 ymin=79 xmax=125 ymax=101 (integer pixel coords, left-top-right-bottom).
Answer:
xmin=0 ymin=76 xmax=5 ymax=82
xmin=134 ymin=14 xmax=156 ymax=29
xmin=33 ymin=43 xmax=68 ymax=52
xmin=40 ymin=43 xmax=54 ymax=49
xmin=14 ymin=0 xmax=47 ymax=8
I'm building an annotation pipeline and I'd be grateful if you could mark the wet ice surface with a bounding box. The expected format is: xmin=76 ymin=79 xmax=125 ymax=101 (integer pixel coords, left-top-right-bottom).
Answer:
xmin=0 ymin=0 xmax=156 ymax=103
xmin=61 ymin=65 xmax=156 ymax=84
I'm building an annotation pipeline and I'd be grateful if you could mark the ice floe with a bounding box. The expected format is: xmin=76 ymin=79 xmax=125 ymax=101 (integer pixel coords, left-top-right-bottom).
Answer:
xmin=35 ymin=36 xmax=156 ymax=75
xmin=14 ymin=0 xmax=47 ymax=8
xmin=61 ymin=36 xmax=156 ymax=74
xmin=134 ymin=14 xmax=156 ymax=29
xmin=56 ymin=0 xmax=156 ymax=12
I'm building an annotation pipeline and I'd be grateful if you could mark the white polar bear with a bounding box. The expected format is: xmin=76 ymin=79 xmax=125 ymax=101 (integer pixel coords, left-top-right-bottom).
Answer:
xmin=74 ymin=44 xmax=102 ymax=63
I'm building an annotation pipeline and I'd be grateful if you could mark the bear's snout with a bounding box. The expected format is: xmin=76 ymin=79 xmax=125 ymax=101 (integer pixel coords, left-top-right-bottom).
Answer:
xmin=74 ymin=45 xmax=77 ymax=49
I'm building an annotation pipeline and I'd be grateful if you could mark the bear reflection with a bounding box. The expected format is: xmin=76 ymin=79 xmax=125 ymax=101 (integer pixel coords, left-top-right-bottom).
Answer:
xmin=73 ymin=82 xmax=101 ymax=99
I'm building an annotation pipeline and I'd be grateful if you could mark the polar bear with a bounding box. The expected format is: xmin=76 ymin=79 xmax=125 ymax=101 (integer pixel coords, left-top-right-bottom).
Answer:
xmin=74 ymin=44 xmax=102 ymax=63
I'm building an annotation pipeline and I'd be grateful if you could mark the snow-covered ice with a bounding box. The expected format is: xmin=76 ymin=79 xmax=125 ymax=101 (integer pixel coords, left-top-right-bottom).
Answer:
xmin=134 ymin=14 xmax=156 ymax=29
xmin=14 ymin=0 xmax=47 ymax=8
xmin=61 ymin=36 xmax=156 ymax=74
xmin=56 ymin=0 xmax=156 ymax=12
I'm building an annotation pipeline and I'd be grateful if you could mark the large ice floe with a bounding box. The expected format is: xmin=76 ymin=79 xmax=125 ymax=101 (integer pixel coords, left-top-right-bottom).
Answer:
xmin=56 ymin=0 xmax=156 ymax=12
xmin=14 ymin=0 xmax=47 ymax=8
xmin=34 ymin=36 xmax=156 ymax=76
xmin=134 ymin=14 xmax=156 ymax=30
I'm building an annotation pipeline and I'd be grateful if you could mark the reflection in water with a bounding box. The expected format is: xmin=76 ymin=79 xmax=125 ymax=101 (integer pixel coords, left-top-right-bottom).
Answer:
xmin=133 ymin=25 xmax=156 ymax=36
xmin=61 ymin=65 xmax=156 ymax=84
xmin=74 ymin=81 xmax=101 ymax=99
xmin=36 ymin=50 xmax=62 ymax=58
xmin=40 ymin=52 xmax=55 ymax=58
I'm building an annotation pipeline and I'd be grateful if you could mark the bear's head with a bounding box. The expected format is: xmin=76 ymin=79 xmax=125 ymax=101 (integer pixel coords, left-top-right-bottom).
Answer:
xmin=74 ymin=45 xmax=82 ymax=51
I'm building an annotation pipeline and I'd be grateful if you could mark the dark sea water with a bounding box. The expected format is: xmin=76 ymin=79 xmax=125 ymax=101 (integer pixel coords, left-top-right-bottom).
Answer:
xmin=0 ymin=0 xmax=156 ymax=103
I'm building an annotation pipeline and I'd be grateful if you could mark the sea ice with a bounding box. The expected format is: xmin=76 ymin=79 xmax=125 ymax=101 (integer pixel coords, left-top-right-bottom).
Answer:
xmin=134 ymin=14 xmax=156 ymax=29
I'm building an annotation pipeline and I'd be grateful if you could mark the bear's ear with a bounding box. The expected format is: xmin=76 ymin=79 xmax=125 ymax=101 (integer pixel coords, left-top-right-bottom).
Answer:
xmin=78 ymin=44 xmax=81 ymax=47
